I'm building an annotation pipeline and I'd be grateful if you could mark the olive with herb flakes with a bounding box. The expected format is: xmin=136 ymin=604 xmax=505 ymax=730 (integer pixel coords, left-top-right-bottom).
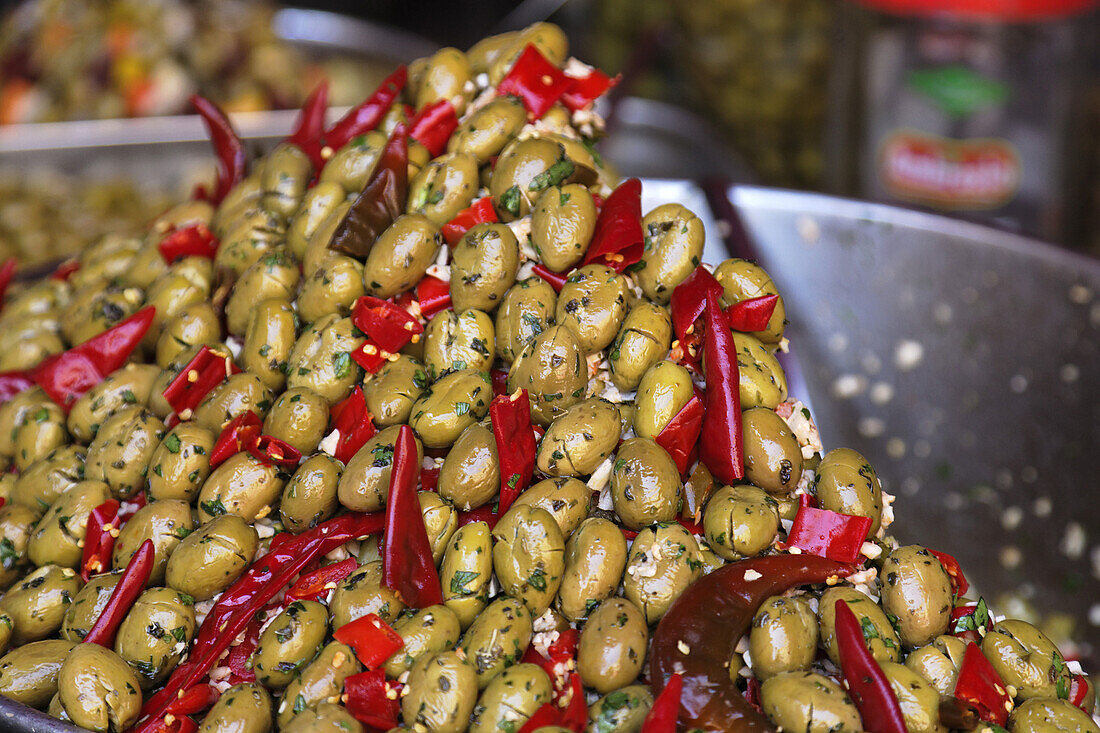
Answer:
xmin=281 ymin=454 xmax=342 ymax=534
xmin=558 ymin=517 xmax=628 ymax=622
xmin=492 ymin=505 xmax=565 ymax=616
xmin=85 ymin=405 xmax=165 ymax=500
xmin=450 ymin=223 xmax=519 ymax=313
xmin=61 ymin=572 xmax=122 ymax=643
xmin=507 ymin=324 xmax=587 ymax=426
xmin=0 ymin=564 xmax=83 ymax=644
xmin=494 ymin=276 xmax=558 ymax=365
xmin=622 ymin=522 xmax=703 ymax=624
xmin=880 ymin=545 xmax=953 ymax=648
xmin=556 ymin=264 xmax=630 ymax=353
xmin=241 ymin=297 xmax=299 ymax=393
xmin=165 ymin=514 xmax=258 ymax=601
xmin=401 ymin=650 xmax=478 ymax=733
xmin=147 ymin=423 xmax=215 ymax=503
xmin=460 ymin=596 xmax=533 ymax=689
xmin=469 ymin=662 xmax=552 ymax=733
xmin=531 ymin=183 xmax=597 ymax=274
xmin=383 ymin=604 xmax=462 ymax=679
xmin=57 ymin=643 xmax=143 ymax=732
xmin=511 ymin=476 xmax=591 ymax=538
xmin=424 ymin=308 xmax=497 ymax=378
xmin=818 ymin=586 xmax=902 ymax=665
xmin=610 ymin=437 xmax=681 ymax=531
xmin=587 ymin=685 xmax=654 ymax=733
xmin=253 ymin=600 xmax=330 ymax=689
xmin=28 ymin=479 xmax=110 ymax=569
xmin=636 ymin=204 xmax=705 ymax=304
xmin=329 ymin=560 xmax=405 ymax=628
xmin=440 ymin=521 xmax=493 ymax=629
xmin=276 ymin=641 xmax=362 ymax=727
xmin=0 ymin=638 xmax=77 ymax=708
xmin=702 ymin=484 xmax=780 ymax=561
xmin=362 ymin=354 xmax=428 ymax=427
xmin=113 ymin=500 xmax=194 ymax=586
xmin=577 ymin=597 xmax=648 ymax=694
xmin=536 ymin=398 xmax=621 ymax=477
xmin=408 ymin=368 xmax=492 ymax=449
xmin=114 ymin=587 xmax=196 ymax=690
xmin=198 ymin=682 xmax=274 ymax=733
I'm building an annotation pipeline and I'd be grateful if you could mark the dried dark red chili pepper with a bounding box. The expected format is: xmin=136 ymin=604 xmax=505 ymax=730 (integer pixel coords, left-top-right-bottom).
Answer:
xmin=157 ymin=224 xmax=219 ymax=264
xmin=670 ymin=266 xmax=725 ymax=345
xmin=209 ymin=412 xmax=262 ymax=468
xmin=441 ymin=197 xmax=498 ymax=246
xmin=333 ymin=613 xmax=404 ymax=669
xmin=32 ymin=305 xmax=155 ymax=410
xmin=0 ymin=257 xmax=15 ymax=309
xmin=190 ymin=95 xmax=246 ymax=205
xmin=582 ymin=178 xmax=643 ymax=272
xmin=409 ymin=99 xmax=458 ymax=157
xmin=642 ymin=672 xmax=683 ymax=733
xmin=329 ymin=386 xmax=377 ymax=465
xmin=929 ymin=548 xmax=970 ymax=597
xmin=344 ymin=669 xmax=402 ymax=729
xmin=726 ymin=294 xmax=779 ymax=333
xmin=136 ymin=512 xmax=385 ymax=732
xmin=352 ymin=295 xmax=423 ymax=353
xmin=247 ymin=434 xmax=301 ymax=470
xmin=329 ymin=123 xmax=407 ymax=260
xmin=785 ymin=507 xmax=873 ymax=564
xmin=381 ymin=425 xmax=443 ymax=607
xmin=953 ymin=641 xmax=1011 ymax=727
xmin=490 ymin=390 xmax=537 ymax=516
xmin=415 ymin=274 xmax=452 ymax=319
xmin=285 ymin=557 xmax=358 ymax=602
xmin=531 ymin=263 xmax=570 ymax=293
xmin=497 ymin=44 xmax=572 ymax=121
xmin=655 ymin=395 xmax=704 ymax=476
xmin=835 ymin=599 xmax=909 ymax=733
xmin=650 ymin=554 xmax=852 ymax=731
xmin=284 ymin=81 xmax=329 ymax=171
xmin=0 ymin=370 xmax=32 ymax=405
xmin=161 ymin=345 xmax=239 ymax=419
xmin=83 ymin=539 xmax=155 ymax=647
xmin=561 ymin=68 xmax=619 ymax=111
xmin=164 ymin=684 xmax=218 ymax=717
xmin=80 ymin=498 xmax=121 ymax=582
xmin=324 ymin=66 xmax=407 ymax=152
xmin=699 ymin=289 xmax=744 ymax=485
xmin=50 ymin=260 xmax=81 ymax=282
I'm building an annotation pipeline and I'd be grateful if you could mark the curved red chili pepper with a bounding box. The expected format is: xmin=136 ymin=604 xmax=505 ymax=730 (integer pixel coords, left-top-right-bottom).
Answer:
xmin=456 ymin=505 xmax=501 ymax=530
xmin=286 ymin=557 xmax=358 ymax=602
xmin=0 ymin=370 xmax=33 ymax=405
xmin=835 ymin=599 xmax=909 ymax=733
xmin=344 ymin=669 xmax=402 ymax=729
xmin=50 ymin=260 xmax=81 ymax=282
xmin=699 ymin=289 xmax=743 ymax=484
xmin=582 ymin=178 xmax=644 ymax=272
xmin=329 ymin=386 xmax=377 ymax=465
xmin=324 ymin=66 xmax=407 ymax=152
xmin=84 ymin=539 xmax=155 ymax=647
xmin=0 ymin=257 xmax=16 ymax=310
xmin=190 ymin=95 xmax=246 ymax=205
xmin=531 ymin=263 xmax=570 ymax=293
xmin=726 ymin=294 xmax=779 ymax=333
xmin=157 ymin=224 xmax=219 ymax=264
xmin=162 ymin=345 xmax=240 ymax=418
xmin=642 ymin=672 xmax=682 ymax=732
xmin=80 ymin=498 xmax=121 ymax=582
xmin=670 ymin=266 xmax=725 ymax=344
xmin=209 ymin=411 xmax=262 ymax=467
xmin=928 ymin=548 xmax=969 ymax=597
xmin=328 ymin=123 xmax=408 ymax=260
xmin=409 ymin=99 xmax=458 ymax=158
xmin=491 ymin=389 xmax=536 ymax=516
xmin=655 ymin=395 xmax=704 ymax=476
xmin=164 ymin=684 xmax=218 ymax=717
xmin=649 ymin=554 xmax=852 ymax=731
xmin=381 ymin=425 xmax=442 ymax=607
xmin=285 ymin=81 xmax=329 ymax=171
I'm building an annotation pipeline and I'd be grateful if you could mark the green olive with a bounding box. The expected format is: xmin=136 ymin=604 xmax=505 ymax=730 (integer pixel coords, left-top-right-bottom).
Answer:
xmin=469 ymin=663 xmax=552 ymax=733
xmin=156 ymin=302 xmax=222 ymax=368
xmin=0 ymin=564 xmax=83 ymax=644
xmin=507 ymin=325 xmax=587 ymax=426
xmin=418 ymin=47 xmax=473 ymax=109
xmin=982 ymin=619 xmax=1072 ymax=701
xmin=531 ymin=184 xmax=597 ymax=274
xmin=610 ymin=438 xmax=681 ymax=530
xmin=302 ymin=201 xmax=352 ymax=276
xmin=537 ymin=398 xmax=620 ymax=477
xmin=254 ymin=599 xmax=329 ymax=689
xmin=494 ymin=277 xmax=557 ymax=365
xmin=409 ymin=369 xmax=492 ymax=448
xmin=281 ymin=454 xmax=342 ymax=534
xmin=491 ymin=137 xmax=573 ymax=222
xmin=284 ymin=315 xmax=363 ymax=404
xmin=297 ymin=253 xmax=366 ymax=325
xmin=261 ymin=143 xmax=313 ymax=224
xmin=438 ymin=423 xmax=498 ymax=511
xmin=288 ymin=181 xmax=350 ymax=259
xmin=147 ymin=423 xmax=215 ymax=503
xmin=409 ymin=152 xmax=480 ymax=228
xmin=338 ymin=425 xmax=424 ymax=512
xmin=114 ymin=587 xmax=196 ymax=689
xmin=733 ymin=332 xmax=788 ymax=410
xmin=815 ymin=448 xmax=883 ymax=538
xmin=623 ymin=522 xmax=703 ymax=624
xmin=319 ymin=132 xmax=386 ymax=195
xmin=636 ymin=204 xmax=705 ymax=303
xmin=881 ymin=545 xmax=953 ymax=648
xmin=448 ymin=97 xmax=527 ymax=164
xmin=212 ymin=175 xmax=261 ymax=236
xmin=440 ymin=521 xmax=493 ymax=629
xmin=12 ymin=398 xmax=69 ymax=471
xmin=749 ymin=595 xmax=819 ymax=679
xmin=741 ymin=407 xmax=802 ymax=494
xmin=879 ymin=661 xmax=946 ymax=733
xmin=86 ymin=406 xmax=165 ymax=499
xmin=632 ymin=361 xmax=694 ymax=439
xmin=0 ymin=388 xmax=52 ymax=458
xmin=276 ymin=641 xmax=361 ymax=727
xmin=493 ymin=505 xmax=565 ymax=616
xmin=511 ymin=476 xmax=591 ymax=538
xmin=282 ymin=702 xmax=357 ymax=733
xmin=57 ymin=643 xmax=143 ymax=731
xmin=197 ymin=452 xmax=285 ymax=525
xmin=113 ymin=500 xmax=194 ymax=585
xmin=904 ymin=634 xmax=967 ymax=695
xmin=166 ymin=514 xmax=258 ymax=601
xmin=363 ymin=354 xmax=428 ymax=427
xmin=556 ymin=264 xmax=630 ymax=353
xmin=28 ymin=480 xmax=110 ymax=568
xmin=199 ymin=682 xmax=274 ymax=733
xmin=61 ymin=572 xmax=122 ymax=642
xmin=214 ymin=209 xmax=284 ymax=279
xmin=362 ymin=214 xmax=442 ymax=298
xmin=261 ymin=387 xmax=328 ymax=456
xmin=467 ymin=31 xmax=518 ymax=75
xmin=192 ymin=372 xmax=275 ymax=432
xmin=608 ymin=303 xmax=673 ymax=391
xmin=702 ymin=484 xmax=780 ymax=561
xmin=587 ymin=685 xmax=654 ymax=733
xmin=383 ymin=604 xmax=462 ymax=679
xmin=558 ymin=517 xmax=628 ymax=622
xmin=329 ymin=560 xmax=404 ymax=628
xmin=577 ymin=597 xmax=648 ymax=694
xmin=401 ymin=650 xmax=478 ymax=733
xmin=460 ymin=596 xmax=533 ymax=689
xmin=10 ymin=444 xmax=86 ymax=519
xmin=67 ymin=364 xmax=160 ymax=443
xmin=1009 ymin=698 xmax=1100 ymax=732
xmin=419 ymin=491 xmax=459 ymax=565
xmin=714 ymin=258 xmax=786 ymax=344
xmin=451 ymin=224 xmax=519 ymax=313
xmin=424 ymin=308 xmax=497 ymax=377
xmin=0 ymin=639 xmax=77 ymax=708
xmin=143 ymin=261 xmax=214 ymax=348
xmin=760 ymin=671 xmax=861 ymax=732
xmin=237 ymin=297 xmax=296 ymax=393
xmin=225 ymin=250 xmax=299 ymax=336
xmin=61 ymin=284 xmax=142 ymax=346
xmin=818 ymin=586 xmax=902 ymax=665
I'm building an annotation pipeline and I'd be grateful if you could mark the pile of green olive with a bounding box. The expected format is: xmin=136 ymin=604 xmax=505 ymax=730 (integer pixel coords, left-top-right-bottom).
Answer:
xmin=0 ymin=21 xmax=1095 ymax=733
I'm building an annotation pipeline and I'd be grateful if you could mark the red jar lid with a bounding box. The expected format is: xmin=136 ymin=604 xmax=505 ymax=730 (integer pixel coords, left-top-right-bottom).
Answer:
xmin=854 ymin=0 xmax=1098 ymax=21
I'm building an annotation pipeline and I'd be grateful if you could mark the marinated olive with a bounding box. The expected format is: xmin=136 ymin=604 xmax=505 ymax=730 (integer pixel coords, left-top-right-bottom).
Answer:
xmin=440 ymin=521 xmax=493 ymax=629
xmin=424 ymin=308 xmax=496 ymax=377
xmin=460 ymin=596 xmax=533 ymax=688
xmin=558 ymin=517 xmax=628 ymax=622
xmin=450 ymin=223 xmax=519 ymax=312
xmin=147 ymin=423 xmax=215 ymax=503
xmin=741 ymin=407 xmax=802 ymax=494
xmin=401 ymin=650 xmax=478 ymax=733
xmin=199 ymin=682 xmax=274 ymax=733
xmin=438 ymin=423 xmax=498 ymax=511
xmin=362 ymin=214 xmax=442 ymax=298
xmin=114 ymin=587 xmax=196 ymax=689
xmin=0 ymin=639 xmax=77 ymax=708
xmin=610 ymin=438 xmax=681 ymax=530
xmin=818 ymin=586 xmax=902 ymax=665
xmin=636 ymin=204 xmax=705 ymax=303
xmin=815 ymin=447 xmax=883 ymax=538
xmin=281 ymin=454 xmax=342 ymax=534
xmin=276 ymin=642 xmax=361 ymax=727
xmin=536 ymin=398 xmax=620 ymax=477
xmin=383 ymin=604 xmax=462 ymax=679
xmin=749 ymin=595 xmax=818 ymax=679
xmin=632 ymin=361 xmax=694 ymax=439
xmin=507 ymin=325 xmax=587 ymax=426
xmin=165 ymin=514 xmax=258 ymax=601
xmin=57 ymin=643 xmax=143 ymax=731
xmin=469 ymin=663 xmax=552 ymax=733
xmin=577 ymin=597 xmax=648 ymax=694
xmin=982 ymin=619 xmax=1072 ymax=701
xmin=622 ymin=522 xmax=703 ymax=624
xmin=760 ymin=671 xmax=861 ymax=732
xmin=408 ymin=369 xmax=492 ymax=448
xmin=714 ymin=258 xmax=786 ymax=343
xmin=879 ymin=661 xmax=946 ymax=733
xmin=493 ymin=505 xmax=565 ymax=615
xmin=0 ymin=564 xmax=83 ymax=644
xmin=511 ymin=476 xmax=591 ymax=538
xmin=880 ymin=545 xmax=953 ymax=648
xmin=494 ymin=276 xmax=557 ymax=364
xmin=556 ymin=264 xmax=630 ymax=353
xmin=338 ymin=425 xmax=424 ymax=512
xmin=702 ymin=484 xmax=780 ymax=561
xmin=531 ymin=184 xmax=597 ymax=274
xmin=363 ymin=355 xmax=428 ymax=427
xmin=113 ymin=500 xmax=194 ymax=585
xmin=253 ymin=600 xmax=329 ymax=689
xmin=329 ymin=561 xmax=405 ymax=628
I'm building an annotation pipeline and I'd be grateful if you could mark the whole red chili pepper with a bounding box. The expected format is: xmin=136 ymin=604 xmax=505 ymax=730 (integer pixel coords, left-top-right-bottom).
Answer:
xmin=284 ymin=81 xmax=329 ymax=171
xmin=699 ymin=289 xmax=744 ymax=485
xmin=247 ymin=434 xmax=302 ymax=470
xmin=209 ymin=411 xmax=262 ymax=467
xmin=136 ymin=512 xmax=385 ymax=732
xmin=190 ymin=95 xmax=246 ymax=205
xmin=81 ymin=498 xmax=122 ymax=582
xmin=531 ymin=263 xmax=570 ymax=293
xmin=0 ymin=257 xmax=15 ymax=309
xmin=324 ymin=66 xmax=407 ymax=152
xmin=834 ymin=599 xmax=909 ymax=733
xmin=162 ymin=345 xmax=240 ymax=418
xmin=415 ymin=274 xmax=452 ymax=319
xmin=561 ymin=68 xmax=620 ymax=111
xmin=409 ymin=99 xmax=458 ymax=157
xmin=498 ymin=45 xmax=572 ymax=121
xmin=329 ymin=123 xmax=408 ymax=260
xmin=32 ymin=305 xmax=155 ymax=410
xmin=785 ymin=507 xmax=873 ymax=564
xmin=157 ymin=224 xmax=219 ymax=264
xmin=329 ymin=387 xmax=377 ymax=465
xmin=84 ymin=539 xmax=155 ymax=647
xmin=928 ymin=548 xmax=970 ymax=597
xmin=670 ymin=266 xmax=725 ymax=344
xmin=582 ymin=178 xmax=644 ymax=272
xmin=726 ymin=294 xmax=779 ymax=333
xmin=953 ymin=641 xmax=1012 ymax=727
xmin=642 ymin=672 xmax=683 ymax=733
xmin=649 ymin=554 xmax=852 ymax=731
xmin=352 ymin=295 xmax=423 ymax=354
xmin=333 ymin=613 xmax=404 ymax=669
xmin=441 ymin=197 xmax=498 ymax=247
xmin=343 ymin=669 xmax=402 ymax=729
xmin=0 ymin=370 xmax=33 ymax=405
xmin=655 ymin=395 xmax=704 ymax=476
xmin=490 ymin=390 xmax=537 ymax=516
xmin=381 ymin=425 xmax=443 ymax=608
xmin=286 ymin=557 xmax=358 ymax=602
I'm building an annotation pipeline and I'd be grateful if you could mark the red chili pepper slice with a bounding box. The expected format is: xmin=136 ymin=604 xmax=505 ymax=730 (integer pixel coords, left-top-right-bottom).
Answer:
xmin=164 ymin=684 xmax=219 ymax=717
xmin=456 ymin=505 xmax=501 ymax=530
xmin=209 ymin=412 xmax=262 ymax=468
xmin=950 ymin=597 xmax=992 ymax=646
xmin=655 ymin=395 xmax=704 ymax=476
xmin=799 ymin=493 xmax=819 ymax=509
xmin=328 ymin=123 xmax=408 ymax=260
xmin=786 ymin=507 xmax=873 ymax=564
xmin=835 ymin=599 xmax=908 ymax=733
xmin=284 ymin=81 xmax=329 ymax=171
xmin=409 ymin=99 xmax=458 ymax=157
xmin=144 ymin=714 xmax=198 ymax=733
xmin=32 ymin=305 xmax=155 ymax=411
xmin=582 ymin=178 xmax=644 ymax=272
xmin=953 ymin=641 xmax=1012 ymax=727
xmin=50 ymin=260 xmax=81 ymax=281
xmin=247 ymin=434 xmax=302 ymax=470
xmin=416 ymin=274 xmax=452 ymax=319
xmin=1068 ymin=673 xmax=1090 ymax=710
xmin=286 ymin=557 xmax=358 ymax=602
xmin=559 ymin=673 xmax=587 ymax=731
xmin=498 ymin=45 xmax=572 ymax=121
xmin=352 ymin=295 xmax=423 ymax=354
xmin=518 ymin=703 xmax=563 ymax=733
xmin=223 ymin=612 xmax=263 ymax=685
xmin=157 ymin=224 xmax=219 ymax=264
xmin=726 ymin=294 xmax=779 ymax=333
xmin=190 ymin=95 xmax=246 ymax=205
xmin=642 ymin=672 xmax=683 ymax=733
xmin=698 ymin=289 xmax=744 ymax=485
xmin=0 ymin=370 xmax=33 ymax=405
xmin=344 ymin=669 xmax=402 ymax=729
xmin=381 ymin=425 xmax=443 ymax=607
xmin=441 ymin=197 xmax=499 ymax=247
xmin=0 ymin=257 xmax=15 ymax=309
xmin=84 ymin=539 xmax=155 ymax=647
xmin=329 ymin=386 xmax=377 ymax=465
xmin=350 ymin=341 xmax=387 ymax=375
xmin=531 ymin=263 xmax=570 ymax=292
xmin=670 ymin=266 xmax=725 ymax=344
xmin=929 ymin=548 xmax=970 ymax=597
xmin=561 ymin=68 xmax=620 ymax=111
xmin=162 ymin=345 xmax=240 ymax=418
xmin=333 ymin=613 xmax=405 ymax=669
xmin=80 ymin=498 xmax=121 ymax=582
xmin=324 ymin=66 xmax=407 ymax=152
xmin=490 ymin=390 xmax=537 ymax=516
xmin=490 ymin=369 xmax=509 ymax=398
